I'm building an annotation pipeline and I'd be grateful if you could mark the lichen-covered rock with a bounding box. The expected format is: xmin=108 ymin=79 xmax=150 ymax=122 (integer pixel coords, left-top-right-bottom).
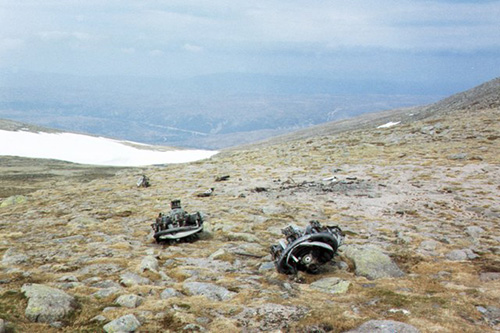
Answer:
xmin=119 ymin=272 xmax=151 ymax=287
xmin=183 ymin=282 xmax=236 ymax=301
xmin=0 ymin=195 xmax=27 ymax=207
xmin=21 ymin=283 xmax=78 ymax=323
xmin=310 ymin=277 xmax=351 ymax=294
xmin=342 ymin=245 xmax=405 ymax=280
xmin=346 ymin=320 xmax=420 ymax=332
xmin=139 ymin=255 xmax=159 ymax=272
xmin=160 ymin=288 xmax=182 ymax=299
xmin=115 ymin=294 xmax=143 ymax=308
xmin=1 ymin=248 xmax=28 ymax=266
xmin=236 ymin=303 xmax=308 ymax=331
xmin=103 ymin=314 xmax=141 ymax=333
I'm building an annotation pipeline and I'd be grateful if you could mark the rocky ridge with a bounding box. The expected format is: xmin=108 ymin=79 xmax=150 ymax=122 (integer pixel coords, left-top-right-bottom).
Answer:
xmin=0 ymin=81 xmax=499 ymax=332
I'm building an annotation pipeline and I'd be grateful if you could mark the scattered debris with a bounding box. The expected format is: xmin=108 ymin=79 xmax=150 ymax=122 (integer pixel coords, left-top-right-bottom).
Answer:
xmin=151 ymin=199 xmax=204 ymax=243
xmin=136 ymin=174 xmax=151 ymax=187
xmin=253 ymin=187 xmax=268 ymax=192
xmin=196 ymin=187 xmax=214 ymax=197
xmin=270 ymin=220 xmax=344 ymax=274
xmin=215 ymin=175 xmax=230 ymax=182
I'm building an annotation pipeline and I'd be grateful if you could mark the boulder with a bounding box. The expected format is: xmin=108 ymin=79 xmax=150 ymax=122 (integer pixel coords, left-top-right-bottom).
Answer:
xmin=183 ymin=282 xmax=236 ymax=301
xmin=120 ymin=272 xmax=151 ymax=287
xmin=346 ymin=320 xmax=420 ymax=332
xmin=236 ymin=303 xmax=308 ymax=331
xmin=310 ymin=277 xmax=351 ymax=294
xmin=103 ymin=314 xmax=141 ymax=333
xmin=115 ymin=294 xmax=143 ymax=308
xmin=21 ymin=284 xmax=78 ymax=323
xmin=1 ymin=248 xmax=28 ymax=266
xmin=342 ymin=245 xmax=405 ymax=280
xmin=160 ymin=288 xmax=182 ymax=299
xmin=139 ymin=255 xmax=159 ymax=272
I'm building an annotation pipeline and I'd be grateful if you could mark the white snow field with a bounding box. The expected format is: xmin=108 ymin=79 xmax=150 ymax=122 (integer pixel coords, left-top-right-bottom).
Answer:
xmin=377 ymin=121 xmax=401 ymax=129
xmin=0 ymin=130 xmax=218 ymax=167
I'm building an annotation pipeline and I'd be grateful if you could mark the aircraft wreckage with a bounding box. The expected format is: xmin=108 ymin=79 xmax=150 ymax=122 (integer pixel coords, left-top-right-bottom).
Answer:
xmin=270 ymin=220 xmax=344 ymax=274
xmin=151 ymin=199 xmax=204 ymax=243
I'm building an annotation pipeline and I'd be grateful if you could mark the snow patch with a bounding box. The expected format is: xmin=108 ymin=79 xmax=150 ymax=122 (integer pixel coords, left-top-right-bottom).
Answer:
xmin=0 ymin=130 xmax=218 ymax=167
xmin=377 ymin=121 xmax=401 ymax=129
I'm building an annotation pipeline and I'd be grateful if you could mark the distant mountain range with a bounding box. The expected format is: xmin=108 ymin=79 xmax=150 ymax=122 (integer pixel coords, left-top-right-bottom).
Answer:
xmin=0 ymin=70 xmax=453 ymax=149
xmin=1 ymin=70 xmax=497 ymax=149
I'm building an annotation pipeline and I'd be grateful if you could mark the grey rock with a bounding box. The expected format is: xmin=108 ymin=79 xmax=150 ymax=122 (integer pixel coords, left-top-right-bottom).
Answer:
xmin=466 ymin=226 xmax=484 ymax=238
xmin=236 ymin=303 xmax=308 ymax=331
xmin=90 ymin=315 xmax=107 ymax=323
xmin=103 ymin=314 xmax=141 ymax=333
xmin=208 ymin=249 xmax=227 ymax=260
xmin=78 ymin=263 xmax=122 ymax=276
xmin=226 ymin=232 xmax=259 ymax=243
xmin=335 ymin=261 xmax=349 ymax=270
xmin=92 ymin=280 xmax=121 ymax=289
xmin=115 ymin=294 xmax=144 ymax=308
xmin=446 ymin=249 xmax=468 ymax=261
xmin=183 ymin=323 xmax=206 ymax=331
xmin=448 ymin=153 xmax=467 ymax=160
xmin=477 ymin=306 xmax=500 ymax=325
xmin=480 ymin=272 xmax=500 ymax=282
xmin=1 ymin=248 xmax=28 ymax=265
xmin=342 ymin=245 xmax=405 ymax=280
xmin=140 ymin=255 xmax=159 ymax=272
xmin=259 ymin=262 xmax=275 ymax=272
xmin=119 ymin=272 xmax=151 ymax=287
xmin=161 ymin=288 xmax=182 ymax=299
xmin=0 ymin=318 xmax=5 ymax=333
xmin=57 ymin=275 xmax=78 ymax=282
xmin=183 ymin=282 xmax=236 ymax=301
xmin=21 ymin=283 xmax=78 ymax=323
xmin=464 ymin=249 xmax=479 ymax=259
xmin=446 ymin=248 xmax=478 ymax=261
xmin=92 ymin=287 xmax=122 ymax=299
xmin=310 ymin=277 xmax=351 ymax=294
xmin=346 ymin=320 xmax=420 ymax=332
xmin=420 ymin=240 xmax=439 ymax=251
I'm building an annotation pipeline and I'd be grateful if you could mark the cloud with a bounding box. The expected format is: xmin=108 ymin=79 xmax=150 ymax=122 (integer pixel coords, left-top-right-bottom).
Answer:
xmin=183 ymin=43 xmax=203 ymax=53
xmin=149 ymin=49 xmax=164 ymax=57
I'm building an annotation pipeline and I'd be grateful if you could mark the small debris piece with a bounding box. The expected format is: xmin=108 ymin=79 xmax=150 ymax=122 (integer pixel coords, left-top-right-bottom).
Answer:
xmin=197 ymin=188 xmax=214 ymax=197
xmin=215 ymin=175 xmax=230 ymax=182
xmin=136 ymin=174 xmax=151 ymax=187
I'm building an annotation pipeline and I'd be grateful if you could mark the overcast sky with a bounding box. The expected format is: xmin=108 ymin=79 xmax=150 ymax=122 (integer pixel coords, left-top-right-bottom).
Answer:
xmin=1 ymin=0 xmax=499 ymax=89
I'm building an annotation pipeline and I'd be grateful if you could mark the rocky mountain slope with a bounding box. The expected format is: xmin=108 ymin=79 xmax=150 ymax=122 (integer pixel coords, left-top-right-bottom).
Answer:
xmin=245 ymin=77 xmax=500 ymax=148
xmin=0 ymin=79 xmax=499 ymax=332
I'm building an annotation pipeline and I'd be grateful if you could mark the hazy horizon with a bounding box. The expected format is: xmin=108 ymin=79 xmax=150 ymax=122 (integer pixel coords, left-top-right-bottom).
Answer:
xmin=1 ymin=1 xmax=499 ymax=93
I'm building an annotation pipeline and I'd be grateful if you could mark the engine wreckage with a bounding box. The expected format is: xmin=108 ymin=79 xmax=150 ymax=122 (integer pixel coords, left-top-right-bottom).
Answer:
xmin=151 ymin=200 xmax=204 ymax=243
xmin=270 ymin=220 xmax=344 ymax=274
